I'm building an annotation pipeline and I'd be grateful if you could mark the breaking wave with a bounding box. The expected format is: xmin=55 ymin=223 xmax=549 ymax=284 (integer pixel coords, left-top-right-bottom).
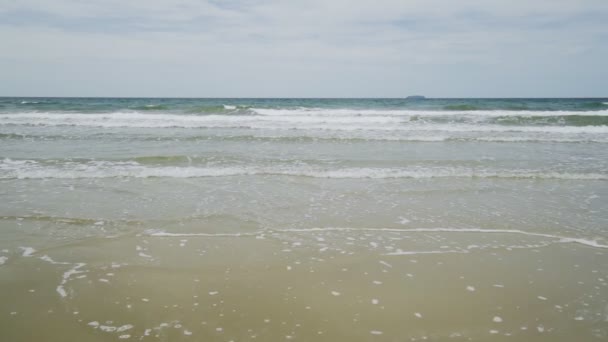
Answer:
xmin=1 ymin=159 xmax=605 ymax=180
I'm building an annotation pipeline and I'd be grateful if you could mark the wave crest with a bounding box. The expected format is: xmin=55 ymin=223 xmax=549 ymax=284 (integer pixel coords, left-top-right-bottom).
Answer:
xmin=1 ymin=159 xmax=605 ymax=180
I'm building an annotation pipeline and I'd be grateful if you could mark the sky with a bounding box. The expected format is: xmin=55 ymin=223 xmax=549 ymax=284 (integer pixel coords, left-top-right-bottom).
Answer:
xmin=1 ymin=0 xmax=607 ymax=98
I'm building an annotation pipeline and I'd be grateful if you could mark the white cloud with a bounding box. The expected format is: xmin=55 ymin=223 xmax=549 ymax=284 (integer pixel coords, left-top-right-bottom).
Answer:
xmin=1 ymin=1 xmax=607 ymax=96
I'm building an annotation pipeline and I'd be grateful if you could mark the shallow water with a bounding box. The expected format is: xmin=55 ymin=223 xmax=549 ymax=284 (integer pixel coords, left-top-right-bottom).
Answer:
xmin=1 ymin=97 xmax=607 ymax=341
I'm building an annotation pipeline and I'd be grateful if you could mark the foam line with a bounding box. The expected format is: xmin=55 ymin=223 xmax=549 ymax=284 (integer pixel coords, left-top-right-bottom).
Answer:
xmin=276 ymin=227 xmax=608 ymax=249
xmin=1 ymin=160 xmax=606 ymax=180
xmin=385 ymin=250 xmax=466 ymax=255
xmin=144 ymin=230 xmax=263 ymax=237
xmin=2 ymin=112 xmax=608 ymax=133
xmin=39 ymin=254 xmax=87 ymax=298
xmin=56 ymin=263 xmax=86 ymax=298
xmin=144 ymin=227 xmax=608 ymax=250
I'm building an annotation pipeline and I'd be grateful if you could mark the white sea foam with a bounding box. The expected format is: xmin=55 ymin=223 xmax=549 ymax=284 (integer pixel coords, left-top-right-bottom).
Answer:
xmin=19 ymin=246 xmax=36 ymax=257
xmin=2 ymin=112 xmax=608 ymax=134
xmin=57 ymin=263 xmax=86 ymax=298
xmin=278 ymin=227 xmax=608 ymax=250
xmin=3 ymin=130 xmax=604 ymax=143
xmin=117 ymin=324 xmax=134 ymax=332
xmin=144 ymin=227 xmax=608 ymax=251
xmin=99 ymin=326 xmax=117 ymax=332
xmin=146 ymin=230 xmax=261 ymax=237
xmin=39 ymin=255 xmax=71 ymax=265
xmin=1 ymin=160 xmax=605 ymax=180
xmin=0 ymin=256 xmax=7 ymax=265
xmin=386 ymin=249 xmax=465 ymax=256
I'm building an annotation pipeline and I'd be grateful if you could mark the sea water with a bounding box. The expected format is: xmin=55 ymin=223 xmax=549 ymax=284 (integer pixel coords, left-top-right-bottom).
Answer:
xmin=0 ymin=97 xmax=607 ymax=341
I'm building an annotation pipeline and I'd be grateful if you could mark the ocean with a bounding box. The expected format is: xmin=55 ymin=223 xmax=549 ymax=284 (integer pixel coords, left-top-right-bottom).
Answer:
xmin=1 ymin=97 xmax=607 ymax=341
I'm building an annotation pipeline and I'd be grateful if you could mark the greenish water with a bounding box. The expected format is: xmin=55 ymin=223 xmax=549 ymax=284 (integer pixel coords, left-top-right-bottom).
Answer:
xmin=1 ymin=97 xmax=607 ymax=341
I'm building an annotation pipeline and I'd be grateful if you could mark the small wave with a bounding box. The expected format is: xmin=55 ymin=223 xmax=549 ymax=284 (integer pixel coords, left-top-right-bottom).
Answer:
xmin=1 ymin=160 xmax=605 ymax=180
xmin=2 ymin=112 xmax=608 ymax=133
xmin=443 ymin=105 xmax=481 ymax=111
xmin=274 ymin=228 xmax=608 ymax=249
xmin=20 ymin=101 xmax=40 ymax=105
xmin=144 ymin=227 xmax=608 ymax=250
xmin=145 ymin=229 xmax=261 ymax=237
xmin=133 ymin=105 xmax=170 ymax=111
xmin=132 ymin=155 xmax=193 ymax=164
xmin=581 ymin=102 xmax=608 ymax=109
xmin=0 ymin=133 xmax=29 ymax=139
xmin=251 ymin=108 xmax=608 ymax=117
xmin=0 ymin=131 xmax=600 ymax=144
xmin=186 ymin=105 xmax=244 ymax=114
xmin=1 ymin=131 xmax=606 ymax=144
xmin=491 ymin=115 xmax=608 ymax=127
xmin=0 ymin=215 xmax=135 ymax=226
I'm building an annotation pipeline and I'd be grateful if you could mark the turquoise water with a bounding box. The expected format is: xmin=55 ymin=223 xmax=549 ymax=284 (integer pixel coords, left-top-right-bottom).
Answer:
xmin=2 ymin=97 xmax=608 ymax=113
xmin=1 ymin=97 xmax=608 ymax=341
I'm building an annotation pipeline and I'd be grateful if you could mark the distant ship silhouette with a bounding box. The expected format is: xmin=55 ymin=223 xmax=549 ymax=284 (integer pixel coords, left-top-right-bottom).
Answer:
xmin=406 ymin=95 xmax=426 ymax=100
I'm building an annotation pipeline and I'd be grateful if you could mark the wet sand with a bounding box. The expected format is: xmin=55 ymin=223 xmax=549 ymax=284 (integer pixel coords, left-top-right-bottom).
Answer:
xmin=1 ymin=216 xmax=608 ymax=341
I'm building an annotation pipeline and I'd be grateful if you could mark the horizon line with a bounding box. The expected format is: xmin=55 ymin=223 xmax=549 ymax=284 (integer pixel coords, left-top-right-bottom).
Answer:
xmin=1 ymin=96 xmax=607 ymax=100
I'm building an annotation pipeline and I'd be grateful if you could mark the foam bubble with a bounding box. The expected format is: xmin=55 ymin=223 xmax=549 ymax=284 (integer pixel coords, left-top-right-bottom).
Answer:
xmin=19 ymin=247 xmax=36 ymax=257
xmin=117 ymin=324 xmax=134 ymax=332
xmin=57 ymin=263 xmax=87 ymax=298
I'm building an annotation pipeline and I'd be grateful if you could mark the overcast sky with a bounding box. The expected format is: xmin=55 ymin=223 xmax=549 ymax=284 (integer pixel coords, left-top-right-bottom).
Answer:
xmin=1 ymin=0 xmax=607 ymax=97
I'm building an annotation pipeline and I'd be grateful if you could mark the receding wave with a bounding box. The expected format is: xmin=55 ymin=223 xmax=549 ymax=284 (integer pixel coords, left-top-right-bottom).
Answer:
xmin=1 ymin=159 xmax=605 ymax=180
xmin=144 ymin=227 xmax=608 ymax=249
xmin=0 ymin=215 xmax=142 ymax=226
